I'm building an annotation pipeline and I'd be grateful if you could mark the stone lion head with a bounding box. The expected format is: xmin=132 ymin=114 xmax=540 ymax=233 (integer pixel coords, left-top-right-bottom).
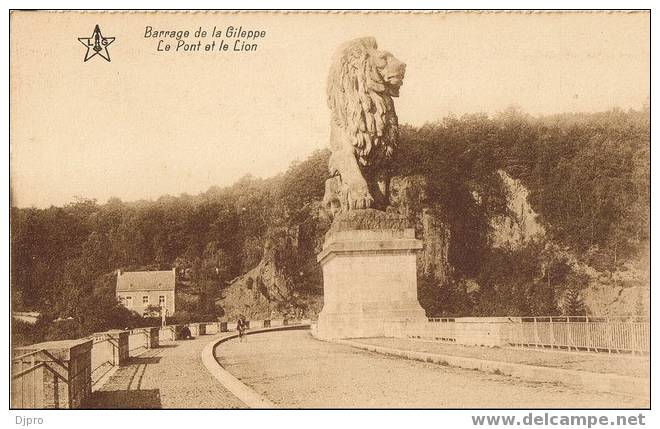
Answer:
xmin=327 ymin=37 xmax=406 ymax=165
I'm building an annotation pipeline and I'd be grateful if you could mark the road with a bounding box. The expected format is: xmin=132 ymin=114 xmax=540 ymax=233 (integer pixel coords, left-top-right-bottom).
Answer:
xmin=215 ymin=329 xmax=647 ymax=408
xmin=87 ymin=335 xmax=246 ymax=409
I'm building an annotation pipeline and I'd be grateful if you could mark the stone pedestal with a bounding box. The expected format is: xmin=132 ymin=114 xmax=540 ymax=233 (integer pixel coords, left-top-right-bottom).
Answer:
xmin=146 ymin=327 xmax=160 ymax=348
xmin=198 ymin=323 xmax=208 ymax=335
xmin=189 ymin=323 xmax=200 ymax=337
xmin=316 ymin=210 xmax=427 ymax=339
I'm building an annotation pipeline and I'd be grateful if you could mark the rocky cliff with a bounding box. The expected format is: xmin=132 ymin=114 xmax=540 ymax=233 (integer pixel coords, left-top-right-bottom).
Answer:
xmin=216 ymin=226 xmax=323 ymax=320
xmin=218 ymin=172 xmax=648 ymax=319
xmin=389 ymin=175 xmax=452 ymax=286
xmin=490 ymin=171 xmax=649 ymax=316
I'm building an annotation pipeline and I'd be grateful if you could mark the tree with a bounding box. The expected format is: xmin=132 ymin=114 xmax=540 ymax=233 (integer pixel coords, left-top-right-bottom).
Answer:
xmin=563 ymin=287 xmax=586 ymax=316
xmin=10 ymin=107 xmax=649 ymax=336
xmin=144 ymin=304 xmax=162 ymax=318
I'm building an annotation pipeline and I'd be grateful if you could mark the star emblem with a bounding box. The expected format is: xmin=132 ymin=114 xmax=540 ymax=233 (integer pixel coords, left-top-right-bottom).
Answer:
xmin=78 ymin=25 xmax=115 ymax=62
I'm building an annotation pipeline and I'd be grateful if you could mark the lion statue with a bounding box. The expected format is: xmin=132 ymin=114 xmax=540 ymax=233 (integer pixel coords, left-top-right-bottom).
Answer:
xmin=322 ymin=37 xmax=406 ymax=216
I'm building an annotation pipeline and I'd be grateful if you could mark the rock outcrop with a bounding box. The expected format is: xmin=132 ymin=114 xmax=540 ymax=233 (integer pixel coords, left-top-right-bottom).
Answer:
xmin=389 ymin=175 xmax=452 ymax=285
xmin=581 ymin=246 xmax=650 ymax=316
xmin=491 ymin=170 xmax=544 ymax=248
xmin=218 ymin=171 xmax=648 ymax=319
xmin=217 ymin=227 xmax=323 ymax=320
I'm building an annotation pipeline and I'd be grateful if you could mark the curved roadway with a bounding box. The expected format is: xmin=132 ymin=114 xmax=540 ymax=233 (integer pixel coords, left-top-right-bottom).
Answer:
xmin=88 ymin=334 xmax=246 ymax=408
xmin=215 ymin=329 xmax=647 ymax=408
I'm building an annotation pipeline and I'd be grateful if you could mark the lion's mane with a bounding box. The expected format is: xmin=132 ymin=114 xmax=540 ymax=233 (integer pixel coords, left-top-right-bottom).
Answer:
xmin=326 ymin=37 xmax=399 ymax=167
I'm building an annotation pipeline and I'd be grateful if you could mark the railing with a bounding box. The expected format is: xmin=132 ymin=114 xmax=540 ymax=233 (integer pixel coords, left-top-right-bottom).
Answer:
xmin=428 ymin=317 xmax=456 ymax=323
xmin=128 ymin=328 xmax=150 ymax=354
xmin=90 ymin=333 xmax=115 ymax=383
xmin=12 ymin=349 xmax=47 ymax=408
xmin=424 ymin=315 xmax=650 ymax=354
xmin=12 ymin=343 xmax=90 ymax=409
xmin=506 ymin=316 xmax=649 ymax=354
xmin=11 ymin=318 xmax=307 ymax=408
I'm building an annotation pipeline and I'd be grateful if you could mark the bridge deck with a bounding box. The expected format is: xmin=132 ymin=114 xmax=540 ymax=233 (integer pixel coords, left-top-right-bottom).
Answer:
xmin=216 ymin=330 xmax=648 ymax=408
xmin=86 ymin=329 xmax=649 ymax=409
xmin=353 ymin=337 xmax=650 ymax=378
xmin=87 ymin=334 xmax=245 ymax=409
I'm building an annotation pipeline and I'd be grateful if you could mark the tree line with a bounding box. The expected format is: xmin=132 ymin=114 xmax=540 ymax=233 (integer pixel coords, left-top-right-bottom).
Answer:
xmin=11 ymin=107 xmax=649 ymax=343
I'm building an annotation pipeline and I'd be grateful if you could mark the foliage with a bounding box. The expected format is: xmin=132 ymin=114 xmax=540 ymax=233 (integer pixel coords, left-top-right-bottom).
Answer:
xmin=143 ymin=304 xmax=162 ymax=318
xmin=10 ymin=108 xmax=649 ymax=333
xmin=562 ymin=286 xmax=587 ymax=317
xmin=392 ymin=108 xmax=648 ymax=316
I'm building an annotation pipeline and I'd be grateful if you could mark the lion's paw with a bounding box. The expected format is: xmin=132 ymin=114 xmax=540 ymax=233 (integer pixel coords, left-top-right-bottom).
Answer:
xmin=348 ymin=185 xmax=374 ymax=210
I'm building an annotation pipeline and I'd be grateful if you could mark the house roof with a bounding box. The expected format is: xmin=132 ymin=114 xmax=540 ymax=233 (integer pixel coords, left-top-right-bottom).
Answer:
xmin=116 ymin=270 xmax=175 ymax=292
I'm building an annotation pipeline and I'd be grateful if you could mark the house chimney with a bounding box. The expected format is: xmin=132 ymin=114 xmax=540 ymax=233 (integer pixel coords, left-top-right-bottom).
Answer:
xmin=117 ymin=269 xmax=121 ymax=277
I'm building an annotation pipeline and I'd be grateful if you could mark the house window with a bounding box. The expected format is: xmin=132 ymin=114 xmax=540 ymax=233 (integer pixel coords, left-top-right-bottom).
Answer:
xmin=142 ymin=296 xmax=149 ymax=306
xmin=159 ymin=295 xmax=166 ymax=306
xmin=125 ymin=296 xmax=133 ymax=307
xmin=119 ymin=296 xmax=125 ymax=304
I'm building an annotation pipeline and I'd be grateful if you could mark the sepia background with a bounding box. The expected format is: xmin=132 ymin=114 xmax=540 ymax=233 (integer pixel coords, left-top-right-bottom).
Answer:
xmin=11 ymin=11 xmax=649 ymax=208
xmin=9 ymin=10 xmax=650 ymax=410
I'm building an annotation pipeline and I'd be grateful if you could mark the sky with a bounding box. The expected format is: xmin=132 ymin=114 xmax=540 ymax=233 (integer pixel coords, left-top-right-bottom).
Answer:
xmin=10 ymin=11 xmax=650 ymax=208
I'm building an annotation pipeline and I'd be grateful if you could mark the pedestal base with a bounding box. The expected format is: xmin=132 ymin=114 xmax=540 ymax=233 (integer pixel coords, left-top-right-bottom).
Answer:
xmin=317 ymin=301 xmax=427 ymax=339
xmin=316 ymin=211 xmax=427 ymax=340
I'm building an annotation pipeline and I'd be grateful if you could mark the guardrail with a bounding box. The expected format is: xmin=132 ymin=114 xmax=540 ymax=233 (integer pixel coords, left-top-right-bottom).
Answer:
xmin=12 ymin=349 xmax=47 ymax=408
xmin=12 ymin=328 xmax=155 ymax=409
xmin=128 ymin=328 xmax=150 ymax=354
xmin=12 ymin=338 xmax=93 ymax=409
xmin=421 ymin=316 xmax=650 ymax=353
xmin=11 ymin=318 xmax=304 ymax=408
xmin=90 ymin=333 xmax=115 ymax=384
xmin=506 ymin=316 xmax=649 ymax=354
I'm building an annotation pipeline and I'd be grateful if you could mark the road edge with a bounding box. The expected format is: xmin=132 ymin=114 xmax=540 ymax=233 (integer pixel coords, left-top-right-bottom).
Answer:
xmin=201 ymin=324 xmax=310 ymax=409
xmin=337 ymin=339 xmax=649 ymax=400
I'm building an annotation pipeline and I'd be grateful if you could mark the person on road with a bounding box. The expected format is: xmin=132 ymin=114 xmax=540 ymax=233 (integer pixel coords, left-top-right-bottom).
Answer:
xmin=180 ymin=324 xmax=192 ymax=340
xmin=237 ymin=315 xmax=247 ymax=342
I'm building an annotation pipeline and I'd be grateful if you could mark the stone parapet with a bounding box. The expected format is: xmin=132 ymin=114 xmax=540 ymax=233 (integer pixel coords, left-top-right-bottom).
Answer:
xmin=92 ymin=330 xmax=129 ymax=367
xmin=128 ymin=329 xmax=148 ymax=353
xmin=206 ymin=323 xmax=219 ymax=334
xmin=13 ymin=338 xmax=93 ymax=409
xmin=198 ymin=323 xmax=208 ymax=335
xmin=159 ymin=324 xmax=180 ymax=342
xmin=385 ymin=319 xmax=513 ymax=347
xmin=189 ymin=323 xmax=200 ymax=337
